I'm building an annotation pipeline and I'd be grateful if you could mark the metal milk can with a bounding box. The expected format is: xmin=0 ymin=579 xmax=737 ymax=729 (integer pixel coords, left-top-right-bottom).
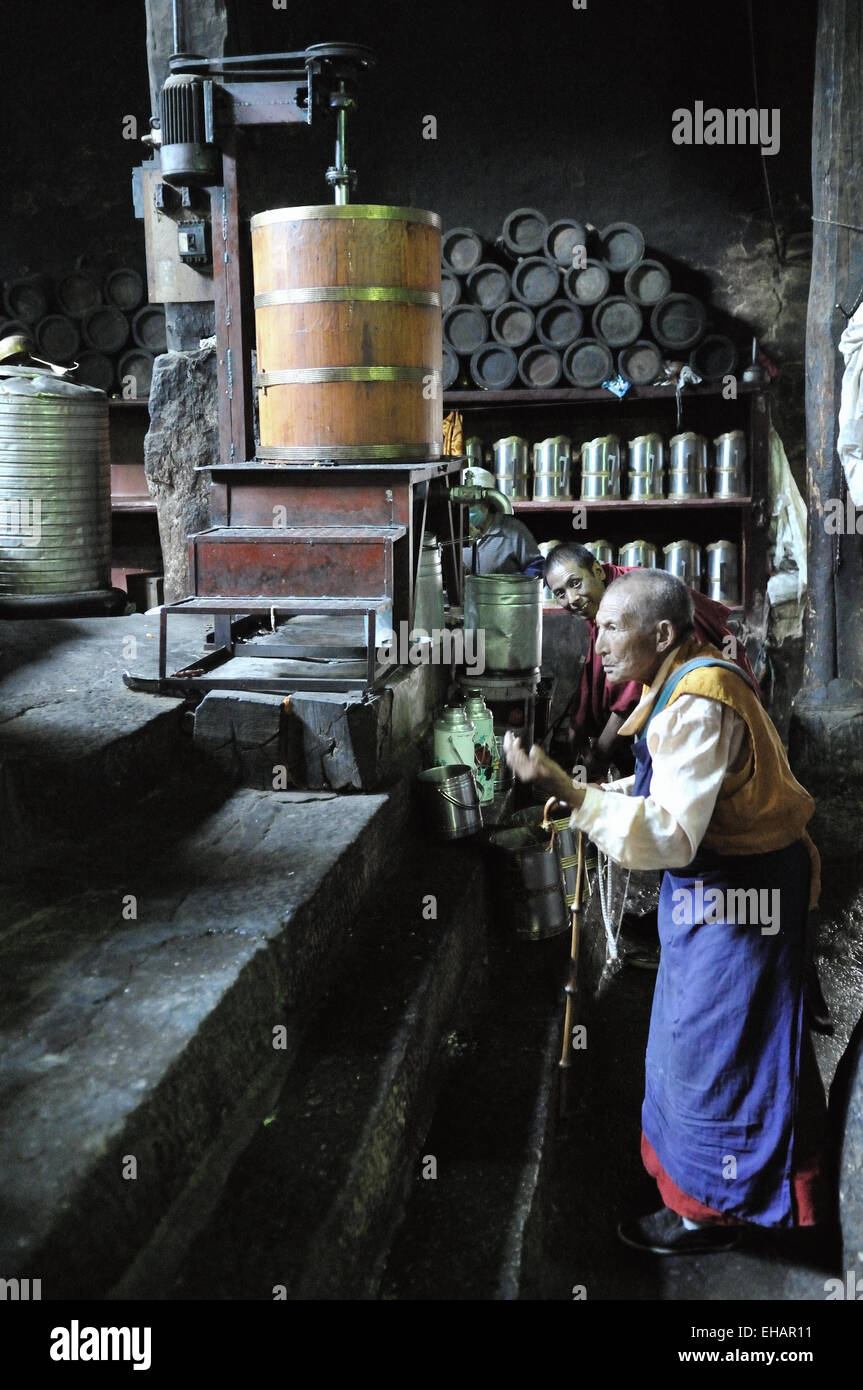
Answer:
xmin=464 ymin=690 xmax=498 ymax=804
xmin=433 ymin=705 xmax=477 ymax=775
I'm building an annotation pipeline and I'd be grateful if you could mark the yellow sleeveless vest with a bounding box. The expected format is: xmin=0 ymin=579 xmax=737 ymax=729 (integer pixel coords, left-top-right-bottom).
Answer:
xmin=660 ymin=640 xmax=820 ymax=900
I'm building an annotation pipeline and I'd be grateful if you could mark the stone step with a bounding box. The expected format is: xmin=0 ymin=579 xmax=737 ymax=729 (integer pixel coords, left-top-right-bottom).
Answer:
xmin=379 ymin=933 xmax=567 ymax=1300
xmin=0 ymin=615 xmax=197 ymax=861
xmin=0 ymin=777 xmax=414 ymax=1299
xmin=128 ymin=828 xmax=491 ymax=1301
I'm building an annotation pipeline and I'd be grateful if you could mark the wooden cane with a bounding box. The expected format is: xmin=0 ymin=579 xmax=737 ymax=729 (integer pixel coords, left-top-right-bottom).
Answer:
xmin=558 ymin=828 xmax=585 ymax=1115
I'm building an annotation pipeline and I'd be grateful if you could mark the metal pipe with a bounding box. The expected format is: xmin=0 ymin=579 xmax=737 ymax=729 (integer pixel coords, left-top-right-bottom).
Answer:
xmin=172 ymin=0 xmax=183 ymax=55
xmin=334 ymin=103 xmax=348 ymax=205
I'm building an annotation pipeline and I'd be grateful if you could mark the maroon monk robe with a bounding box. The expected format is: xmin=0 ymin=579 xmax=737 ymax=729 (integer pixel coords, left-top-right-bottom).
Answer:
xmin=569 ymin=563 xmax=761 ymax=742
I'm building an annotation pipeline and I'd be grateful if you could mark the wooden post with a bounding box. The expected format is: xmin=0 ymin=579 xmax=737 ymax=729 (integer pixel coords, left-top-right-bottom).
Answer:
xmin=804 ymin=0 xmax=863 ymax=689
xmin=791 ymin=0 xmax=863 ymax=866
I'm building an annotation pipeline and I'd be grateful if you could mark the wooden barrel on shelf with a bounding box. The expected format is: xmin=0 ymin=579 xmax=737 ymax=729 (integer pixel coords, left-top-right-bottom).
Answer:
xmin=56 ymin=270 xmax=101 ymax=319
xmin=490 ymin=301 xmax=535 ymax=348
xmin=442 ymin=344 xmax=460 ymax=390
xmin=563 ymin=259 xmax=610 ymax=307
xmin=470 ymin=342 xmax=518 ymax=390
xmin=617 ymin=339 xmax=663 ymax=385
xmin=118 ymin=347 xmax=155 ymax=399
xmin=251 ymin=204 xmax=442 ymax=460
xmin=444 ymin=303 xmax=489 ymax=354
xmin=690 ymin=334 xmax=737 ymax=380
xmin=623 ymin=258 xmax=671 ymax=306
xmin=441 ymin=270 xmax=461 ymax=311
xmin=511 ymin=257 xmax=560 ymax=307
xmin=518 ymin=344 xmax=562 ymax=388
xmin=104 ymin=267 xmax=145 ymax=313
xmin=3 ymin=275 xmax=51 ymax=325
xmin=597 ymin=222 xmax=645 ymax=272
xmin=651 ymin=293 xmax=707 ymax=351
xmin=81 ymin=304 xmax=129 ymax=354
xmin=132 ymin=304 xmax=168 ymax=353
xmin=592 ymin=296 xmax=643 ymax=348
xmin=545 ymin=219 xmax=587 ymax=267
xmin=500 ymin=208 xmax=548 ymax=257
xmin=35 ymin=314 xmax=81 ymax=365
xmin=441 ymin=226 xmax=483 ymax=274
xmin=466 ymin=262 xmax=511 ymax=310
xmin=535 ymin=299 xmax=583 ymax=349
xmin=562 ymin=338 xmax=613 ymax=387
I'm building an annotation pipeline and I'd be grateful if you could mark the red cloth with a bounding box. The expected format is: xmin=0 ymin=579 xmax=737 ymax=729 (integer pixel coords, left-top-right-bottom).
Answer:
xmin=570 ymin=563 xmax=762 ymax=741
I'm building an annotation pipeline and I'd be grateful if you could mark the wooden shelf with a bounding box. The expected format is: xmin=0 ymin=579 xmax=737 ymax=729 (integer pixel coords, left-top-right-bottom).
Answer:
xmin=513 ymin=497 xmax=752 ymax=511
xmin=444 ymin=381 xmax=765 ymax=408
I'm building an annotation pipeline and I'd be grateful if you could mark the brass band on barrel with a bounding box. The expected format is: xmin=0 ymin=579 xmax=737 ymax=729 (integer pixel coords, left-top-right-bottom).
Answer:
xmin=256 ymin=443 xmax=437 ymax=460
xmin=256 ymin=366 xmax=440 ymax=386
xmin=254 ymin=287 xmax=441 ymax=307
xmin=250 ymin=204 xmax=442 ymax=228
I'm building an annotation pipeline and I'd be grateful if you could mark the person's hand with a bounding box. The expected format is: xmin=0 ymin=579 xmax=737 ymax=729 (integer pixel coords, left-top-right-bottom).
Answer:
xmin=503 ymin=732 xmax=585 ymax=809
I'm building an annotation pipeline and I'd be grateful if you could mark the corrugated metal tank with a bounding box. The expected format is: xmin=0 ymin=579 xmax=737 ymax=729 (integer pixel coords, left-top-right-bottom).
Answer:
xmin=0 ymin=367 xmax=111 ymax=600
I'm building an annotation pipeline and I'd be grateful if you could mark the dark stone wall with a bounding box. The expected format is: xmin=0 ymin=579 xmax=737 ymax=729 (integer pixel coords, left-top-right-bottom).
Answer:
xmin=232 ymin=0 xmax=816 ymax=488
xmin=0 ymin=0 xmax=814 ymax=483
xmin=0 ymin=2 xmax=150 ymax=287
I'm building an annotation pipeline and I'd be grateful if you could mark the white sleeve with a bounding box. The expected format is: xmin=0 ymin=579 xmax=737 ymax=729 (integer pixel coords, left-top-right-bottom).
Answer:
xmin=569 ymin=694 xmax=747 ymax=869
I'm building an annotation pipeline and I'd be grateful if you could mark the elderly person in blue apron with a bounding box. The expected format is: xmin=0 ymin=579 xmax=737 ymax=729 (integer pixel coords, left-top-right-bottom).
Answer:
xmin=504 ymin=567 xmax=827 ymax=1254
xmin=460 ymin=467 xmax=544 ymax=577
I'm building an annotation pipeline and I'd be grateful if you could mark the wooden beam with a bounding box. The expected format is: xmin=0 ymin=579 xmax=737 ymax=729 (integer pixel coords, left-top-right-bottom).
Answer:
xmin=805 ymin=0 xmax=863 ymax=688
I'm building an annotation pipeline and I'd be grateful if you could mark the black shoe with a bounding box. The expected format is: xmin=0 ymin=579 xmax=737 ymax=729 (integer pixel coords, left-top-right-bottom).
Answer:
xmin=617 ymin=1206 xmax=742 ymax=1255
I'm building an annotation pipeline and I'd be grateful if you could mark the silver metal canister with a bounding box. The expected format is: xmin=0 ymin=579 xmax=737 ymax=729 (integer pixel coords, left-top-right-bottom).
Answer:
xmin=493 ymin=435 xmax=530 ymax=500
xmin=464 ymin=572 xmax=543 ymax=673
xmin=533 ymin=435 xmax=571 ymax=473
xmin=466 ymin=436 xmax=485 ymax=467
xmin=588 ymin=538 xmax=614 ymax=565
xmin=627 ymin=433 xmax=664 ymax=498
xmin=618 ymin=539 xmax=658 ymax=568
xmin=668 ymin=431 xmax=709 ymax=497
xmin=663 ymin=539 xmax=702 ymax=588
xmin=705 ymin=540 xmax=740 ymax=605
xmin=581 ymin=434 xmax=621 ymax=483
xmin=714 ymin=429 xmax=747 ymax=472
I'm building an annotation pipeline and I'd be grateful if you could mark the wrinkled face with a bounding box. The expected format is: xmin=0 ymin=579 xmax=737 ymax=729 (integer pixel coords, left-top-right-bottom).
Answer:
xmin=545 ymin=558 xmax=607 ymax=621
xmin=594 ymin=586 xmax=669 ymax=686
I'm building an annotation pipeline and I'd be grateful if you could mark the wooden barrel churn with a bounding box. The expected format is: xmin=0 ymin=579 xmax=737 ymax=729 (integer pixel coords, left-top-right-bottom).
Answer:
xmin=251 ymin=204 xmax=443 ymax=461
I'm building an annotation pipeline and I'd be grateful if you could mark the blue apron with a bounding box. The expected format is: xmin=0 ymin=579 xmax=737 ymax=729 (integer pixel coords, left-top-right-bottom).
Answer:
xmin=635 ymin=658 xmax=808 ymax=1226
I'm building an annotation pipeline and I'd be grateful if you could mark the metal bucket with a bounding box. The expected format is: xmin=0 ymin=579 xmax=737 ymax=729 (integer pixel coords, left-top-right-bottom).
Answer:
xmin=627 ymin=433 xmax=664 ymax=497
xmin=705 ymin=540 xmax=739 ymax=605
xmin=414 ymin=533 xmax=445 ymax=632
xmin=466 ymin=436 xmax=484 ymax=467
xmin=417 ymin=765 xmax=482 ymax=841
xmin=0 ymin=368 xmax=111 ymax=601
xmin=464 ymin=572 xmax=542 ymax=673
xmin=663 ymin=539 xmax=702 ymax=588
xmin=487 ymin=813 xmax=569 ymax=941
xmin=618 ymin=539 xmax=658 ymax=568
